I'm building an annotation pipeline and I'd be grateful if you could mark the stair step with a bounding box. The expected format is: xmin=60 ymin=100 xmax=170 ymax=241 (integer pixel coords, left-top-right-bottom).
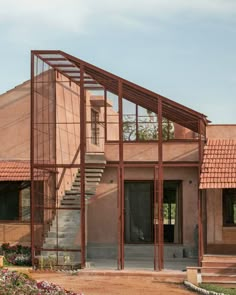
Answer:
xmin=84 ymin=168 xmax=104 ymax=173
xmin=72 ymin=181 xmax=98 ymax=187
xmin=44 ymin=239 xmax=80 ymax=245
xmin=61 ymin=202 xmax=81 ymax=207
xmin=202 ymin=262 xmax=236 ymax=268
xmin=202 ymin=274 xmax=236 ymax=283
xmin=47 ymin=228 xmax=80 ymax=238
xmin=65 ymin=190 xmax=80 ymax=195
xmin=60 ymin=205 xmax=81 ymax=209
xmin=203 ymin=255 xmax=236 ymax=263
xmin=85 ymin=153 xmax=106 ymax=164
xmin=73 ymin=186 xmax=98 ymax=191
xmin=62 ymin=196 xmax=80 ymax=201
xmin=74 ymin=179 xmax=100 ymax=183
xmin=43 ymin=245 xmax=80 ymax=251
xmin=70 ymin=187 xmax=95 ymax=194
xmin=61 ymin=199 xmax=80 ymax=204
xmin=77 ymin=173 xmax=102 ymax=178
xmin=42 ymin=157 xmax=105 ymax=265
xmin=202 ymin=267 xmax=236 ymax=274
xmin=47 ymin=232 xmax=79 ymax=238
xmin=50 ymin=220 xmax=80 ymax=226
xmin=50 ymin=220 xmax=80 ymax=225
xmin=51 ymin=214 xmax=80 ymax=219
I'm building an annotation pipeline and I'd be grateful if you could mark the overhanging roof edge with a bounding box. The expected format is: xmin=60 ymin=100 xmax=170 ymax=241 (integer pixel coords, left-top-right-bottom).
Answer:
xmin=31 ymin=50 xmax=209 ymax=125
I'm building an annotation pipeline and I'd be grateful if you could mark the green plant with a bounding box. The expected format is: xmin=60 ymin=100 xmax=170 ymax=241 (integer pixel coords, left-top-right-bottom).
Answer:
xmin=1 ymin=243 xmax=31 ymax=266
xmin=38 ymin=255 xmax=57 ymax=270
xmin=199 ymin=283 xmax=236 ymax=295
xmin=63 ymin=255 xmax=71 ymax=265
xmin=38 ymin=256 xmax=44 ymax=269
xmin=48 ymin=255 xmax=56 ymax=270
xmin=0 ymin=269 xmax=83 ymax=294
xmin=3 ymin=257 xmax=14 ymax=267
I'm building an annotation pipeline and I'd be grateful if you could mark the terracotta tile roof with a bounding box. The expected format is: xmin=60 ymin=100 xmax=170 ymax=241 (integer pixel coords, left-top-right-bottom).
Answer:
xmin=0 ymin=160 xmax=31 ymax=181
xmin=200 ymin=139 xmax=236 ymax=189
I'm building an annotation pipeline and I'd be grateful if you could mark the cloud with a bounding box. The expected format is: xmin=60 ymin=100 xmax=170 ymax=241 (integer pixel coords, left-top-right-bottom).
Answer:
xmin=0 ymin=0 xmax=236 ymax=44
xmin=0 ymin=0 xmax=90 ymax=33
xmin=1 ymin=0 xmax=236 ymax=27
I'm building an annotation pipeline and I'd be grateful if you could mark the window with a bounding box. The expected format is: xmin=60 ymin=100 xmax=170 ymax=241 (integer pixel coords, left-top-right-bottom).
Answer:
xmin=122 ymin=99 xmax=174 ymax=142
xmin=91 ymin=109 xmax=99 ymax=145
xmin=0 ymin=182 xmax=30 ymax=221
xmin=223 ymin=189 xmax=236 ymax=226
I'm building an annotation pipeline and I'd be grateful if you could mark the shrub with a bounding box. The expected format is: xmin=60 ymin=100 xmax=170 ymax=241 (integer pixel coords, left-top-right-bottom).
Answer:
xmin=0 ymin=269 xmax=83 ymax=295
xmin=1 ymin=243 xmax=31 ymax=266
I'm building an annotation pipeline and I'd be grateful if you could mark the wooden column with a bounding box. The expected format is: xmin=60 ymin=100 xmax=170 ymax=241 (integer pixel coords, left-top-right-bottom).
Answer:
xmin=118 ymin=80 xmax=124 ymax=269
xmin=80 ymin=64 xmax=86 ymax=268
xmin=158 ymin=98 xmax=164 ymax=270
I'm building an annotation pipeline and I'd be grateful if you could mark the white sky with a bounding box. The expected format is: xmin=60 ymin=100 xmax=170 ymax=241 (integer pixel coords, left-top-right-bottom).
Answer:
xmin=0 ymin=0 xmax=236 ymax=123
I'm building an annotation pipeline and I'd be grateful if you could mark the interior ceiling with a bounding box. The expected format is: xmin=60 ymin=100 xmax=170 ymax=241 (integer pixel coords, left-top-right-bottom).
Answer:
xmin=33 ymin=50 xmax=209 ymax=133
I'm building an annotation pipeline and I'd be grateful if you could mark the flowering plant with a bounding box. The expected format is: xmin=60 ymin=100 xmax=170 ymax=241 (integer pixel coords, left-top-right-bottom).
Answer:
xmin=1 ymin=243 xmax=31 ymax=266
xmin=0 ymin=269 xmax=83 ymax=295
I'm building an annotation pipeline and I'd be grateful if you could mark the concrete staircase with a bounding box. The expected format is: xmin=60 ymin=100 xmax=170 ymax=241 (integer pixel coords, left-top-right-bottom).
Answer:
xmin=41 ymin=153 xmax=106 ymax=266
xmin=201 ymin=255 xmax=236 ymax=284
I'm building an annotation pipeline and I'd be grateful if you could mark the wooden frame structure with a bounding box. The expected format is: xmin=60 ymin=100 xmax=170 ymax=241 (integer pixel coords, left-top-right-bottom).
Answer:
xmin=30 ymin=50 xmax=208 ymax=270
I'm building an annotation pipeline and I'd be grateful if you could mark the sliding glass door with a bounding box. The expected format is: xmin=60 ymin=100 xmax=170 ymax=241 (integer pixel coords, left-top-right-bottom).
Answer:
xmin=124 ymin=180 xmax=182 ymax=244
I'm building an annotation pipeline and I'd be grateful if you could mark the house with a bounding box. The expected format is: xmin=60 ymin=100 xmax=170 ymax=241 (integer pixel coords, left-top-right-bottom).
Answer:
xmin=0 ymin=50 xmax=235 ymax=274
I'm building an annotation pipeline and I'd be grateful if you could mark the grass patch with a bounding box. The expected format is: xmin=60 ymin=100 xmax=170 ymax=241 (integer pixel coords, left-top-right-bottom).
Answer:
xmin=199 ymin=283 xmax=236 ymax=295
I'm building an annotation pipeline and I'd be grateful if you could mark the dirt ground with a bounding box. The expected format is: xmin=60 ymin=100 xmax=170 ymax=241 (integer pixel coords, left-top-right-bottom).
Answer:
xmin=30 ymin=273 xmax=194 ymax=295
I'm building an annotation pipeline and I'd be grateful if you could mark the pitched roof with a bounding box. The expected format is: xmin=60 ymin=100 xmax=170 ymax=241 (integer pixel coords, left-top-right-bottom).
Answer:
xmin=32 ymin=50 xmax=208 ymax=133
xmin=200 ymin=139 xmax=236 ymax=189
xmin=0 ymin=161 xmax=49 ymax=181
xmin=0 ymin=160 xmax=30 ymax=181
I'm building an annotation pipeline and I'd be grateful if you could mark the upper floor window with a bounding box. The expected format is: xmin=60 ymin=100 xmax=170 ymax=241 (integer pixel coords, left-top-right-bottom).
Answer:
xmin=223 ymin=189 xmax=236 ymax=226
xmin=122 ymin=100 xmax=174 ymax=141
xmin=91 ymin=109 xmax=99 ymax=145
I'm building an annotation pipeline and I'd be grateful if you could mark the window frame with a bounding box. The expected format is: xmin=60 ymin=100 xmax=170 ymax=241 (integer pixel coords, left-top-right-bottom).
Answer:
xmin=91 ymin=108 xmax=100 ymax=145
xmin=0 ymin=182 xmax=30 ymax=223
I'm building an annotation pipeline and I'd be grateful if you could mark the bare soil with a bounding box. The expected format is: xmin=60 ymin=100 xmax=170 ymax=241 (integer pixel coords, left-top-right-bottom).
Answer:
xmin=30 ymin=273 xmax=194 ymax=295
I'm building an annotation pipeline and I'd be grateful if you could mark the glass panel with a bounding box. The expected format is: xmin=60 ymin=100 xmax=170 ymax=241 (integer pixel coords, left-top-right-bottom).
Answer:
xmin=123 ymin=99 xmax=136 ymax=115
xmin=162 ymin=118 xmax=175 ymax=140
xmin=163 ymin=181 xmax=181 ymax=244
xmin=123 ymin=121 xmax=136 ymax=141
xmin=137 ymin=122 xmax=157 ymax=140
xmin=223 ymin=189 xmax=236 ymax=226
xmin=107 ymin=92 xmax=118 ymax=112
xmin=125 ymin=182 xmax=153 ymax=243
xmin=0 ymin=189 xmax=19 ymax=220
xmin=87 ymin=167 xmax=118 ymax=269
xmin=21 ymin=187 xmax=30 ymax=221
xmin=106 ymin=92 xmax=119 ymax=141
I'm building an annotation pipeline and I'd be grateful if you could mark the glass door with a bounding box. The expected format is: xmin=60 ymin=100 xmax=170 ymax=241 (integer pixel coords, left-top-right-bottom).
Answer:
xmin=124 ymin=181 xmax=154 ymax=243
xmin=163 ymin=181 xmax=182 ymax=244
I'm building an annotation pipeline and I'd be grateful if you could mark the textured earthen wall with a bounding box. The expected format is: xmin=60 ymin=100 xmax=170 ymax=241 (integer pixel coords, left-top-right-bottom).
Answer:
xmin=87 ymin=166 xmax=198 ymax=247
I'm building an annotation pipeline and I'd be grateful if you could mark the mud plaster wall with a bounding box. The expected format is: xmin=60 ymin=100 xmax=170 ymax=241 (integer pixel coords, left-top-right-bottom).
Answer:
xmin=87 ymin=166 xmax=198 ymax=247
